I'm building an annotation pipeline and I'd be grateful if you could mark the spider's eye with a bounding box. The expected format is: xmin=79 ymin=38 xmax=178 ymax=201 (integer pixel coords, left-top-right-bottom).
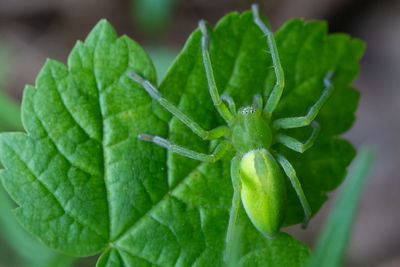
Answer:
xmin=241 ymin=106 xmax=256 ymax=115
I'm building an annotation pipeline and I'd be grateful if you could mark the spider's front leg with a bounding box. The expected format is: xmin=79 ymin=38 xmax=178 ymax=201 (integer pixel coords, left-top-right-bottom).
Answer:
xmin=199 ymin=20 xmax=235 ymax=125
xmin=273 ymin=71 xmax=334 ymax=130
xmin=129 ymin=73 xmax=229 ymax=140
xmin=139 ymin=134 xmax=230 ymax=163
xmin=220 ymin=94 xmax=237 ymax=116
xmin=273 ymin=71 xmax=333 ymax=153
xmin=252 ymin=4 xmax=285 ymax=116
xmin=253 ymin=93 xmax=263 ymax=110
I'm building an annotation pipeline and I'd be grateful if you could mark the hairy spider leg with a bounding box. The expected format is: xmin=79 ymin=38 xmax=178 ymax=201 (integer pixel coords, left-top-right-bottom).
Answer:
xmin=273 ymin=71 xmax=334 ymax=130
xmin=199 ymin=20 xmax=235 ymax=125
xmin=129 ymin=73 xmax=229 ymax=141
xmin=276 ymin=121 xmax=320 ymax=153
xmin=252 ymin=4 xmax=285 ymax=116
xmin=225 ymin=156 xmax=242 ymax=261
xmin=138 ymin=134 xmax=230 ymax=163
xmin=274 ymin=153 xmax=312 ymax=227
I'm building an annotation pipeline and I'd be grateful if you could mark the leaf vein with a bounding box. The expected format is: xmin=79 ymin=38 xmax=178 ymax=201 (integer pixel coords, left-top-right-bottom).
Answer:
xmin=49 ymin=65 xmax=100 ymax=143
xmin=4 ymin=142 xmax=106 ymax=239
xmin=91 ymin=27 xmax=111 ymax=241
xmin=116 ymin=245 xmax=161 ymax=266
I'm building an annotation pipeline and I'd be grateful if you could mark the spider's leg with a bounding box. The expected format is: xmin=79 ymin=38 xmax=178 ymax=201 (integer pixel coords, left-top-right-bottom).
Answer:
xmin=225 ymin=155 xmax=242 ymax=262
xmin=139 ymin=134 xmax=229 ymax=162
xmin=276 ymin=121 xmax=320 ymax=153
xmin=221 ymin=94 xmax=237 ymax=115
xmin=130 ymin=73 xmax=229 ymax=140
xmin=273 ymin=71 xmax=334 ymax=130
xmin=274 ymin=153 xmax=312 ymax=228
xmin=252 ymin=4 xmax=284 ymax=116
xmin=253 ymin=93 xmax=263 ymax=110
xmin=199 ymin=21 xmax=235 ymax=125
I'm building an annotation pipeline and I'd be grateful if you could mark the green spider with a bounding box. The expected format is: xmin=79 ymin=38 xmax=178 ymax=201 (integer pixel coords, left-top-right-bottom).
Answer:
xmin=130 ymin=3 xmax=333 ymax=251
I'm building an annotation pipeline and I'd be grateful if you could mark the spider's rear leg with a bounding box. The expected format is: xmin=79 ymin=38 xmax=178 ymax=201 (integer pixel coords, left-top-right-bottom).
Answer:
xmin=276 ymin=121 xmax=320 ymax=153
xmin=225 ymin=155 xmax=241 ymax=262
xmin=274 ymin=153 xmax=312 ymax=228
xmin=130 ymin=73 xmax=229 ymax=140
xmin=139 ymin=134 xmax=230 ymax=163
xmin=273 ymin=71 xmax=334 ymax=130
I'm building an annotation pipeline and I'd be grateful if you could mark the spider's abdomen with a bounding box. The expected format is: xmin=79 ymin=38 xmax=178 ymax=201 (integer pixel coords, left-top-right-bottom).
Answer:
xmin=240 ymin=149 xmax=287 ymax=238
xmin=231 ymin=106 xmax=272 ymax=154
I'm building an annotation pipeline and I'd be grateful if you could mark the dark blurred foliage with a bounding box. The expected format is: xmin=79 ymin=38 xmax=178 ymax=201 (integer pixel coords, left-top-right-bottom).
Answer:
xmin=0 ymin=0 xmax=399 ymax=266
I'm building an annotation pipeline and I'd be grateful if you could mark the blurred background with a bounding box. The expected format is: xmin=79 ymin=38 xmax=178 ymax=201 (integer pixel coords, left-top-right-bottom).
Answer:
xmin=0 ymin=0 xmax=398 ymax=266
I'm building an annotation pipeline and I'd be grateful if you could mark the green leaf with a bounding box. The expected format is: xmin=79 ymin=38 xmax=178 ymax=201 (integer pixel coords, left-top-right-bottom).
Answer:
xmin=0 ymin=19 xmax=164 ymax=257
xmin=0 ymin=7 xmax=364 ymax=266
xmin=307 ymin=147 xmax=374 ymax=267
xmin=0 ymin=17 xmax=309 ymax=266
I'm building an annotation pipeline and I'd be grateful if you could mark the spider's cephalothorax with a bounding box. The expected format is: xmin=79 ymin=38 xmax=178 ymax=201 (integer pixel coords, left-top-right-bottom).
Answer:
xmin=130 ymin=3 xmax=334 ymax=261
xmin=231 ymin=106 xmax=272 ymax=154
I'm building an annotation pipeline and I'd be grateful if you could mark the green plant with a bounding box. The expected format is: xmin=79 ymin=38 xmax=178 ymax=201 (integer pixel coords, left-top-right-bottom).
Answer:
xmin=0 ymin=5 xmax=365 ymax=267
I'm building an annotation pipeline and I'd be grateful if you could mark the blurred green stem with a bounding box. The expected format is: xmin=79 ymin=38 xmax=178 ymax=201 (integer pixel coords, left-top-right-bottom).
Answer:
xmin=308 ymin=146 xmax=374 ymax=267
xmin=0 ymin=91 xmax=22 ymax=131
xmin=132 ymin=0 xmax=177 ymax=34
